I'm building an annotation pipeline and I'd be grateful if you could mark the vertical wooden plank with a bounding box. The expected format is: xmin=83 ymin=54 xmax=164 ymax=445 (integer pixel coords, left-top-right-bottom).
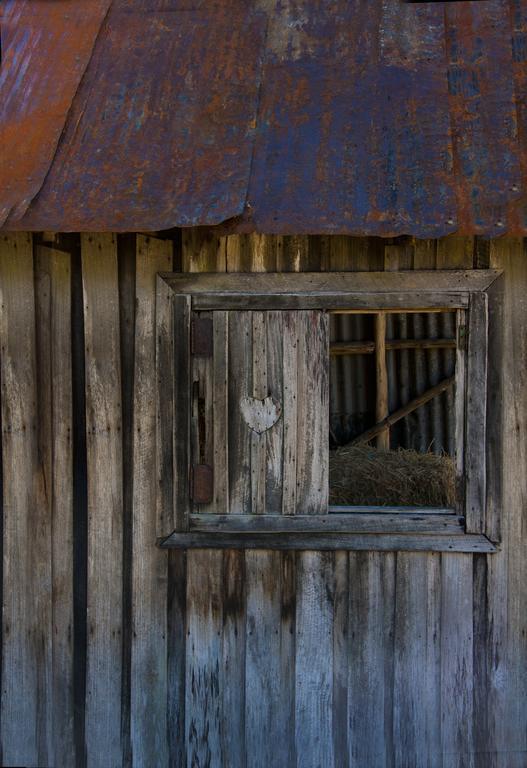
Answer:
xmin=295 ymin=310 xmax=329 ymax=515
xmin=374 ymin=312 xmax=389 ymax=449
xmin=35 ymin=245 xmax=75 ymax=766
xmin=228 ymin=310 xmax=253 ymax=514
xmin=190 ymin=311 xmax=214 ymax=514
xmin=221 ymin=549 xmax=245 ymax=768
xmin=251 ymin=311 xmax=268 ymax=515
xmin=185 ymin=231 xmax=241 ymax=768
xmin=185 ymin=550 xmax=223 ymax=768
xmin=436 ymin=236 xmax=474 ymax=269
xmin=227 ymin=233 xmax=279 ymax=273
xmin=332 ymin=550 xmax=349 ymax=768
xmin=265 ymin=311 xmax=284 ymax=514
xmin=441 ymin=554 xmax=474 ymax=768
xmin=282 ymin=312 xmax=298 ymax=515
xmin=131 ymin=235 xmax=173 ymax=766
xmin=465 ymin=292 xmax=488 ymax=533
xmin=348 ymin=552 xmax=394 ymax=768
xmin=0 ymin=233 xmax=52 ymax=766
xmin=173 ymin=294 xmax=192 ymax=531
xmin=295 ymin=551 xmax=335 ymax=768
xmin=485 ymin=238 xmax=527 ymax=767
xmin=393 ymin=553 xmax=441 ymax=768
xmin=455 ymin=310 xmax=467 ymax=513
xmin=213 ymin=312 xmax=229 ymax=514
xmin=156 ymin=276 xmax=175 ymax=536
xmin=244 ymin=550 xmax=286 ymax=768
xmin=81 ymin=233 xmax=123 ymax=768
xmin=182 ymin=229 xmax=226 ymax=272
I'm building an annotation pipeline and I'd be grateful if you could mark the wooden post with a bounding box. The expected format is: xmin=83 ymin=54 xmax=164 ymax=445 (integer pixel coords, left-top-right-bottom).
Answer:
xmin=374 ymin=312 xmax=389 ymax=449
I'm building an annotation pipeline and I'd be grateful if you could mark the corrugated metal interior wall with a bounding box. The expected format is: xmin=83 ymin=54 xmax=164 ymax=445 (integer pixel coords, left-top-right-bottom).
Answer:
xmin=330 ymin=311 xmax=456 ymax=453
xmin=0 ymin=231 xmax=525 ymax=768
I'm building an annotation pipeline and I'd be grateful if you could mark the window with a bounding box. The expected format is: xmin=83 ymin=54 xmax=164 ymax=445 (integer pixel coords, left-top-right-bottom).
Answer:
xmin=156 ymin=270 xmax=502 ymax=553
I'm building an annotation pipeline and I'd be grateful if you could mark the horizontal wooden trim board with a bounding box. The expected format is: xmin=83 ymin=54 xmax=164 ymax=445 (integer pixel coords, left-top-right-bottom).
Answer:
xmin=158 ymin=531 xmax=497 ymax=553
xmin=163 ymin=270 xmax=501 ymax=296
xmin=189 ymin=512 xmax=464 ymax=535
xmin=162 ymin=270 xmax=502 ymax=311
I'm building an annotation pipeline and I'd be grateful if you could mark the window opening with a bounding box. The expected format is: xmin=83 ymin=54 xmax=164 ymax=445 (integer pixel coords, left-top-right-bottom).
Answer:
xmin=329 ymin=309 xmax=459 ymax=510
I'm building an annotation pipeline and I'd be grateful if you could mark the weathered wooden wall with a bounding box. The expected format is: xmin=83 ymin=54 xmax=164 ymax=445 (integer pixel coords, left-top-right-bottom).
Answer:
xmin=0 ymin=231 xmax=525 ymax=767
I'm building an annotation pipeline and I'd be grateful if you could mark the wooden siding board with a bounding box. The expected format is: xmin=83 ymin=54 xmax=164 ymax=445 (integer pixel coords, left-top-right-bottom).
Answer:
xmin=440 ymin=554 xmax=474 ymax=768
xmin=393 ymin=553 xmax=442 ymax=768
xmin=486 ymin=239 xmax=527 ymax=766
xmin=81 ymin=233 xmax=123 ymax=767
xmin=164 ymin=270 xmax=500 ymax=298
xmin=155 ymin=275 xmax=177 ymax=537
xmin=245 ymin=550 xmax=285 ymax=768
xmin=295 ymin=551 xmax=335 ymax=768
xmin=0 ymin=233 xmax=52 ymax=766
xmin=228 ymin=311 xmax=253 ymax=514
xmin=295 ymin=310 xmax=329 ymax=515
xmin=221 ymin=549 xmax=246 ymax=768
xmin=131 ymin=235 xmax=173 ymax=767
xmin=35 ymin=245 xmax=75 ymax=766
xmin=213 ymin=311 xmax=229 ymax=514
xmin=185 ymin=550 xmax=223 ymax=768
xmin=265 ymin=311 xmax=285 ymax=515
xmin=465 ymin=291 xmax=488 ymax=533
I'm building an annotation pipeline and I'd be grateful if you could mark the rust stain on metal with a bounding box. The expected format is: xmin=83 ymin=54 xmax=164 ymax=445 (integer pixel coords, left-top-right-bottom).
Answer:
xmin=1 ymin=0 xmax=527 ymax=236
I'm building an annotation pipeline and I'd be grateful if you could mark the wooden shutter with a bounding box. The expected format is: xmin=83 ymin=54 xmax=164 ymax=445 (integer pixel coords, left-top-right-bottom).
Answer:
xmin=182 ymin=308 xmax=329 ymax=522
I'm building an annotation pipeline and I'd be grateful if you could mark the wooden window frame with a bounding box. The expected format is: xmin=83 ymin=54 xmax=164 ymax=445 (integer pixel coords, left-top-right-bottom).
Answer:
xmin=156 ymin=269 xmax=503 ymax=553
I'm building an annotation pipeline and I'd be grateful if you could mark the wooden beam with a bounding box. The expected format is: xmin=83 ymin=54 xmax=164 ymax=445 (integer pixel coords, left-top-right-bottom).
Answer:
xmin=159 ymin=531 xmax=496 ymax=553
xmin=330 ymin=338 xmax=457 ymax=355
xmin=375 ymin=312 xmax=389 ymax=449
xmin=353 ymin=376 xmax=455 ymax=445
xmin=189 ymin=512 xmax=464 ymax=535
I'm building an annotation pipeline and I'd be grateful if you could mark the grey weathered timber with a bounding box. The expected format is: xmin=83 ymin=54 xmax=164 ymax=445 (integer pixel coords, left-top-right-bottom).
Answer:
xmin=131 ymin=235 xmax=172 ymax=766
xmin=0 ymin=234 xmax=52 ymax=766
xmin=173 ymin=294 xmax=192 ymax=531
xmin=440 ymin=554 xmax=474 ymax=768
xmin=295 ymin=552 xmax=335 ymax=768
xmin=296 ymin=310 xmax=330 ymax=514
xmin=181 ymin=305 xmax=329 ymax=520
xmin=155 ymin=274 xmax=177 ymax=536
xmin=81 ymin=234 xmax=123 ymax=768
xmin=189 ymin=512 xmax=464 ymax=534
xmin=185 ymin=550 xmax=223 ymax=768
xmin=35 ymin=246 xmax=75 ymax=766
xmin=486 ymin=238 xmax=527 ymax=766
xmin=245 ymin=550 xmax=286 ymax=768
xmin=348 ymin=552 xmax=395 ymax=767
xmin=163 ymin=269 xmax=500 ymax=302
xmin=221 ymin=549 xmax=246 ymax=768
xmin=464 ymin=291 xmax=488 ymax=534
xmin=394 ymin=553 xmax=442 ymax=768
xmin=159 ymin=531 xmax=496 ymax=552
xmin=212 ymin=311 xmax=230 ymax=513
xmin=484 ymin=274 xmax=504 ymax=543
xmin=0 ymin=231 xmax=525 ymax=767
xmin=227 ymin=310 xmax=253 ymax=514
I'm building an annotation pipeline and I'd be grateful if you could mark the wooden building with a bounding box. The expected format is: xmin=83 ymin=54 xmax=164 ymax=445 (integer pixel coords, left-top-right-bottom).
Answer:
xmin=1 ymin=3 xmax=527 ymax=767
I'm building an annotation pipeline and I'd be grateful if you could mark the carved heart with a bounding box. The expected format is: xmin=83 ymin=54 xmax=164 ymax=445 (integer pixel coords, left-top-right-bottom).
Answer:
xmin=240 ymin=395 xmax=282 ymax=435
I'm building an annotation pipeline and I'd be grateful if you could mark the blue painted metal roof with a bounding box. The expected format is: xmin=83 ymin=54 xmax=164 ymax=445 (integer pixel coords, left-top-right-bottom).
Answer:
xmin=1 ymin=0 xmax=526 ymax=236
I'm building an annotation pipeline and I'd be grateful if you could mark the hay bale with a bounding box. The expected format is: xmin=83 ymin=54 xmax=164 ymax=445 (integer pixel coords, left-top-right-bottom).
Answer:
xmin=329 ymin=443 xmax=456 ymax=507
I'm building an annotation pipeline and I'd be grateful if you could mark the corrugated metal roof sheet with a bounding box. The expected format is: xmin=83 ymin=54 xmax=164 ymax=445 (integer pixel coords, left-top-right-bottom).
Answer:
xmin=1 ymin=0 xmax=526 ymax=236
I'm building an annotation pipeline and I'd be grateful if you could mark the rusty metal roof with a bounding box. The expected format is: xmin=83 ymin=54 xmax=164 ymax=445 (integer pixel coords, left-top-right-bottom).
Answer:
xmin=1 ymin=0 xmax=526 ymax=236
